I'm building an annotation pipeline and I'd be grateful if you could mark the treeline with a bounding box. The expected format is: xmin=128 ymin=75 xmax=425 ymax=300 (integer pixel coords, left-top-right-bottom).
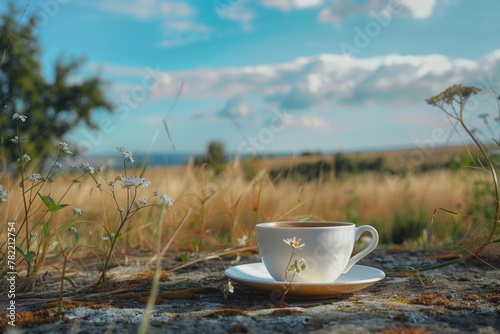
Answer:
xmin=265 ymin=151 xmax=475 ymax=182
xmin=267 ymin=153 xmax=386 ymax=182
xmin=198 ymin=141 xmax=498 ymax=181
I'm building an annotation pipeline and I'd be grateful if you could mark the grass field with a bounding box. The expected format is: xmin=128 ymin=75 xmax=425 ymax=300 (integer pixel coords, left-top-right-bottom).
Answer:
xmin=1 ymin=145 xmax=495 ymax=254
xmin=0 ymin=143 xmax=498 ymax=315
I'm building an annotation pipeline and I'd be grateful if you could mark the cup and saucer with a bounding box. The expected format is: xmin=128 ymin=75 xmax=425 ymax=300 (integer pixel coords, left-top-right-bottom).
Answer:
xmin=224 ymin=221 xmax=385 ymax=299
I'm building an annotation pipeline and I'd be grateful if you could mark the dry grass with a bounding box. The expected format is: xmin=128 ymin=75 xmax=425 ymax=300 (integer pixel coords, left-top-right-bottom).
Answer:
xmin=0 ymin=153 xmax=496 ymax=278
xmin=1 ymin=149 xmax=499 ymax=304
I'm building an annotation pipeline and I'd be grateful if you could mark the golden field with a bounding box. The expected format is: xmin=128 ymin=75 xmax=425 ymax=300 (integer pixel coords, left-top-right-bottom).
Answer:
xmin=0 ymin=145 xmax=496 ymax=260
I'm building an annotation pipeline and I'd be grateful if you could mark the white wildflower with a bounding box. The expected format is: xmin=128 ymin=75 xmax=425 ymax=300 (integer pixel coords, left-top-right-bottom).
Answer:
xmin=0 ymin=185 xmax=7 ymax=204
xmin=12 ymin=113 xmax=27 ymax=122
xmin=139 ymin=197 xmax=147 ymax=205
xmin=21 ymin=153 xmax=31 ymax=162
xmin=26 ymin=173 xmax=43 ymax=182
xmin=116 ymin=146 xmax=134 ymax=163
xmin=69 ymin=226 xmax=78 ymax=233
xmin=283 ymin=237 xmax=305 ymax=249
xmin=80 ymin=162 xmax=96 ymax=174
xmin=222 ymin=279 xmax=234 ymax=298
xmin=294 ymin=258 xmax=309 ymax=275
xmin=121 ymin=176 xmax=151 ymax=188
xmin=10 ymin=136 xmax=18 ymax=144
xmin=72 ymin=208 xmax=84 ymax=215
xmin=102 ymin=236 xmax=109 ymax=241
xmin=236 ymin=235 xmax=248 ymax=247
xmin=0 ymin=185 xmax=7 ymax=196
xmin=226 ymin=280 xmax=234 ymax=293
xmin=57 ymin=142 xmax=73 ymax=154
xmin=53 ymin=162 xmax=62 ymax=168
xmin=158 ymin=193 xmax=173 ymax=208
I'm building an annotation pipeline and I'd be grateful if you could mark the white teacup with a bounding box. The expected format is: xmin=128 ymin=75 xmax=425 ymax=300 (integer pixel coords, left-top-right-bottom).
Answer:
xmin=256 ymin=221 xmax=379 ymax=283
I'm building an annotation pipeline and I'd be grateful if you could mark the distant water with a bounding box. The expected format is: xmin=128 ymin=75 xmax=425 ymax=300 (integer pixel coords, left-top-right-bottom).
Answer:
xmin=75 ymin=151 xmax=297 ymax=169
xmin=74 ymin=144 xmax=447 ymax=169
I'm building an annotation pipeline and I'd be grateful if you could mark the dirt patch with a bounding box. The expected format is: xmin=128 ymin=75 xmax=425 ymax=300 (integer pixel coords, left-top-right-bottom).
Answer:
xmin=1 ymin=248 xmax=499 ymax=333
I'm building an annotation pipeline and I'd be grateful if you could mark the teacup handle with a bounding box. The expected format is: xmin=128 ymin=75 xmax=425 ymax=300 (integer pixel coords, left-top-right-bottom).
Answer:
xmin=343 ymin=225 xmax=379 ymax=274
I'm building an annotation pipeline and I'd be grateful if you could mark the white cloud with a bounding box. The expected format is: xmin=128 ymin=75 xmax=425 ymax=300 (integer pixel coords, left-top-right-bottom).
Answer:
xmin=263 ymin=0 xmax=438 ymax=25
xmin=214 ymin=0 xmax=255 ymax=30
xmin=219 ymin=96 xmax=251 ymax=118
xmin=287 ymin=115 xmax=330 ymax=130
xmin=95 ymin=50 xmax=500 ymax=119
xmin=262 ymin=0 xmax=324 ymax=11
xmin=399 ymin=0 xmax=436 ymax=19
xmin=99 ymin=0 xmax=194 ymax=20
xmin=98 ymin=0 xmax=211 ymax=48
xmin=221 ymin=6 xmax=254 ymax=31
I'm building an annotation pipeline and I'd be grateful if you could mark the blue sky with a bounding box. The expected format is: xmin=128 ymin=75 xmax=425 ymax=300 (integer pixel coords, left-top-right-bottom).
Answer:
xmin=4 ymin=0 xmax=500 ymax=157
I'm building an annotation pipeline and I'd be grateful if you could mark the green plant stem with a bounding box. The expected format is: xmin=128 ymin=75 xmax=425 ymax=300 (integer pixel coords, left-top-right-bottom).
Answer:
xmin=408 ymin=88 xmax=500 ymax=274
xmin=251 ymin=177 xmax=263 ymax=239
xmin=49 ymin=212 xmax=66 ymax=315
xmin=283 ymin=248 xmax=294 ymax=281
xmin=96 ymin=213 xmax=130 ymax=286
xmin=200 ymin=196 xmax=206 ymax=252
xmin=138 ymin=206 xmax=165 ymax=334
xmin=457 ymin=117 xmax=499 ymax=243
xmin=95 ymin=182 xmax=140 ymax=286
xmin=281 ymin=270 xmax=296 ymax=302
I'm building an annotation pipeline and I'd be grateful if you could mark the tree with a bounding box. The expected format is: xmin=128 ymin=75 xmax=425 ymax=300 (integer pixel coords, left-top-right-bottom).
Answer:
xmin=207 ymin=141 xmax=226 ymax=164
xmin=196 ymin=141 xmax=226 ymax=174
xmin=0 ymin=4 xmax=113 ymax=168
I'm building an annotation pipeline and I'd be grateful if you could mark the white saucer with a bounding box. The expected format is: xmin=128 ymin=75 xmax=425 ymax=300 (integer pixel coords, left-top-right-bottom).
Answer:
xmin=224 ymin=263 xmax=385 ymax=299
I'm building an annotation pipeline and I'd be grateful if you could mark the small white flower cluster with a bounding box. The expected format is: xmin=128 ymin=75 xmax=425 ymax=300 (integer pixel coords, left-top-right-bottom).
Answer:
xmin=72 ymin=208 xmax=84 ymax=215
xmin=283 ymin=237 xmax=309 ymax=278
xmin=10 ymin=136 xmax=19 ymax=144
xmin=288 ymin=258 xmax=309 ymax=275
xmin=21 ymin=153 xmax=31 ymax=163
xmin=26 ymin=173 xmax=43 ymax=182
xmin=236 ymin=235 xmax=248 ymax=247
xmin=120 ymin=176 xmax=151 ymax=189
xmin=0 ymin=185 xmax=7 ymax=204
xmin=153 ymin=191 xmax=174 ymax=208
xmin=159 ymin=193 xmax=173 ymax=206
xmin=80 ymin=162 xmax=96 ymax=175
xmin=222 ymin=279 xmax=234 ymax=299
xmin=12 ymin=113 xmax=27 ymax=122
xmin=57 ymin=142 xmax=73 ymax=155
xmin=116 ymin=146 xmax=134 ymax=163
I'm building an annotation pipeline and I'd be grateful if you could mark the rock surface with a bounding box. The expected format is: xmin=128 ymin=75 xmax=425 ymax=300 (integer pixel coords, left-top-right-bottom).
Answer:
xmin=2 ymin=248 xmax=499 ymax=333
